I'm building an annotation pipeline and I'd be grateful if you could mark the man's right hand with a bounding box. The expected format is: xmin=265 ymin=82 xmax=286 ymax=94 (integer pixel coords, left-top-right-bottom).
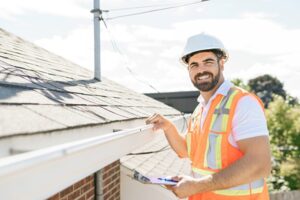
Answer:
xmin=146 ymin=113 xmax=189 ymax=158
xmin=145 ymin=113 xmax=174 ymax=132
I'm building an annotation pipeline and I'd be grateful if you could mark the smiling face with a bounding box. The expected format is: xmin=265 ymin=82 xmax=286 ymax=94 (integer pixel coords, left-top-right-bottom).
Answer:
xmin=187 ymin=51 xmax=224 ymax=92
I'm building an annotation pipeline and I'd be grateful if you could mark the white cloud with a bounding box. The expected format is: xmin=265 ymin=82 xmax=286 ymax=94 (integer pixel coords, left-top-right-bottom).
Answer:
xmin=228 ymin=62 xmax=300 ymax=97
xmin=35 ymin=25 xmax=94 ymax=68
xmin=33 ymin=13 xmax=300 ymax=96
xmin=241 ymin=12 xmax=277 ymax=19
xmin=0 ymin=0 xmax=90 ymax=19
xmin=174 ymin=16 xmax=300 ymax=56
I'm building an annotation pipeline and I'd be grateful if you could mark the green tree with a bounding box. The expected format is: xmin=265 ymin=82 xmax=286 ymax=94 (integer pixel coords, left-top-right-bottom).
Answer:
xmin=231 ymin=78 xmax=250 ymax=90
xmin=248 ymin=74 xmax=287 ymax=108
xmin=266 ymin=95 xmax=300 ymax=191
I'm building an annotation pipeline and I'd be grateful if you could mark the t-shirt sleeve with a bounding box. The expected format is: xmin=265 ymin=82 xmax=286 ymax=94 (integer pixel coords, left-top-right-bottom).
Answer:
xmin=232 ymin=95 xmax=269 ymax=142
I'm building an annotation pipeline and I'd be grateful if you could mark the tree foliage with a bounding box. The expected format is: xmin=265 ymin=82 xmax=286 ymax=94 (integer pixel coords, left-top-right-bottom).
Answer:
xmin=248 ymin=74 xmax=287 ymax=108
xmin=231 ymin=75 xmax=300 ymax=191
xmin=231 ymin=78 xmax=250 ymax=90
xmin=266 ymin=96 xmax=300 ymax=191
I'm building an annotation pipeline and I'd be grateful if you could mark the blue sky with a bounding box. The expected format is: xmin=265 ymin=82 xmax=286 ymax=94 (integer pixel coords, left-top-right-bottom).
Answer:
xmin=1 ymin=0 xmax=299 ymax=97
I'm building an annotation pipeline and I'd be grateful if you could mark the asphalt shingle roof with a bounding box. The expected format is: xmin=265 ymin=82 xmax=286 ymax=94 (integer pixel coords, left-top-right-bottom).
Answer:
xmin=121 ymin=134 xmax=191 ymax=177
xmin=0 ymin=28 xmax=180 ymax=139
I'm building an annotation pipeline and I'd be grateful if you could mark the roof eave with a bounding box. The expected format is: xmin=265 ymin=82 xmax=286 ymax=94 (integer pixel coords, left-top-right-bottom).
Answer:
xmin=0 ymin=116 xmax=186 ymax=200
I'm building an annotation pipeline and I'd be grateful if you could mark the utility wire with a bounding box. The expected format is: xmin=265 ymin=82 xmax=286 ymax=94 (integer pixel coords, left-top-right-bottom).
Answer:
xmin=108 ymin=0 xmax=207 ymax=11
xmin=101 ymin=19 xmax=160 ymax=93
xmin=104 ymin=0 xmax=209 ymax=20
xmin=98 ymin=1 xmax=210 ymax=90
xmin=127 ymin=146 xmax=171 ymax=155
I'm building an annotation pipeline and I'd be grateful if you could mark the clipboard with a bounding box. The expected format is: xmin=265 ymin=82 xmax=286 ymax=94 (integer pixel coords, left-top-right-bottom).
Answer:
xmin=133 ymin=170 xmax=178 ymax=185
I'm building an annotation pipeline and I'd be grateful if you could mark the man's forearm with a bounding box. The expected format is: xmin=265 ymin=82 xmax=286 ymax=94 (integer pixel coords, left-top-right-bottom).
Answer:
xmin=195 ymin=153 xmax=271 ymax=193
xmin=164 ymin=124 xmax=188 ymax=158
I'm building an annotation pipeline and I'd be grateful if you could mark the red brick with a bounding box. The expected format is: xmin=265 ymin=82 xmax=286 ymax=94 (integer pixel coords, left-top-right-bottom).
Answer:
xmin=103 ymin=185 xmax=111 ymax=194
xmin=104 ymin=162 xmax=119 ymax=172
xmin=103 ymin=177 xmax=112 ymax=186
xmin=107 ymin=196 xmax=114 ymax=200
xmin=86 ymin=175 xmax=94 ymax=182
xmin=47 ymin=193 xmax=59 ymax=200
xmin=85 ymin=188 xmax=95 ymax=199
xmin=67 ymin=189 xmax=81 ymax=200
xmin=80 ymin=184 xmax=90 ymax=194
xmin=111 ymin=186 xmax=118 ymax=194
xmin=109 ymin=165 xmax=120 ymax=174
xmin=112 ymin=173 xmax=118 ymax=180
xmin=103 ymin=171 xmax=110 ymax=178
xmin=105 ymin=167 xmax=113 ymax=173
xmin=102 ymin=172 xmax=109 ymax=179
xmin=86 ymin=182 xmax=92 ymax=190
xmin=75 ymin=196 xmax=85 ymax=200
xmin=60 ymin=185 xmax=74 ymax=197
xmin=115 ymin=177 xmax=120 ymax=183
xmin=74 ymin=179 xmax=86 ymax=190
xmin=114 ymin=191 xmax=120 ymax=199
xmin=114 ymin=165 xmax=120 ymax=171
xmin=103 ymin=193 xmax=110 ymax=200
xmin=105 ymin=181 xmax=117 ymax=189
xmin=104 ymin=165 xmax=112 ymax=171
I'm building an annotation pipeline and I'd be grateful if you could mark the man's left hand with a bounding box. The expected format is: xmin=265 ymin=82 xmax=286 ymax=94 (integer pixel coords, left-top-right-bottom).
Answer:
xmin=165 ymin=175 xmax=203 ymax=198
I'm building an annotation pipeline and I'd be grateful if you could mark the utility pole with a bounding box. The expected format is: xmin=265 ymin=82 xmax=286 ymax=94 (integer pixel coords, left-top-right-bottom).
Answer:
xmin=91 ymin=0 xmax=101 ymax=81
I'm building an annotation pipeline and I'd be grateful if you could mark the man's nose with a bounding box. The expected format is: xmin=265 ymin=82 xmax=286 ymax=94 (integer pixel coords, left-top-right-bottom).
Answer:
xmin=194 ymin=65 xmax=206 ymax=73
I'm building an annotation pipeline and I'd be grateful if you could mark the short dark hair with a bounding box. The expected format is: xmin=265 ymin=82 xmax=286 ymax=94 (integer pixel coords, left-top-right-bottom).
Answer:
xmin=184 ymin=49 xmax=226 ymax=64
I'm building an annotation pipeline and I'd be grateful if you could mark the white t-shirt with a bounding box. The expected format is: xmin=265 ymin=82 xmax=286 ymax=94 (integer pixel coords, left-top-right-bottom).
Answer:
xmin=197 ymin=80 xmax=269 ymax=148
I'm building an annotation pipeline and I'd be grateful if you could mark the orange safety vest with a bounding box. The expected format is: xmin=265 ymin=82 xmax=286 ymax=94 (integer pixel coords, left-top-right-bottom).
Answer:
xmin=186 ymin=87 xmax=269 ymax=200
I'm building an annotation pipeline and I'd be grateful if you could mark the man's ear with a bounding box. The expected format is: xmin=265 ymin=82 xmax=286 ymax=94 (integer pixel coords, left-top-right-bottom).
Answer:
xmin=219 ymin=59 xmax=225 ymax=71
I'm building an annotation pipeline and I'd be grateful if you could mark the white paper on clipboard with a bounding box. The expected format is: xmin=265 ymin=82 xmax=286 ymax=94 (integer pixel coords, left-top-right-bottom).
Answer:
xmin=148 ymin=177 xmax=178 ymax=185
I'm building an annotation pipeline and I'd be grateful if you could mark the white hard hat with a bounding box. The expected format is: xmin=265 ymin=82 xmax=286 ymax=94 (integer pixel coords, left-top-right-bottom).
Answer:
xmin=181 ymin=33 xmax=228 ymax=64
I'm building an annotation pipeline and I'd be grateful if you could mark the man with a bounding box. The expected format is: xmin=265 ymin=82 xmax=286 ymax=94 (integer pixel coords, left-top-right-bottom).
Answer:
xmin=146 ymin=33 xmax=271 ymax=200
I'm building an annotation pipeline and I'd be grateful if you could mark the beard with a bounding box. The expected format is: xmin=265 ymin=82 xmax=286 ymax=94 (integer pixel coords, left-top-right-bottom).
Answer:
xmin=192 ymin=66 xmax=221 ymax=92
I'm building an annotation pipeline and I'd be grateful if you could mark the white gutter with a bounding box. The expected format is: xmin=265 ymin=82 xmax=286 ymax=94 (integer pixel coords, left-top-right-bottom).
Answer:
xmin=0 ymin=115 xmax=187 ymax=200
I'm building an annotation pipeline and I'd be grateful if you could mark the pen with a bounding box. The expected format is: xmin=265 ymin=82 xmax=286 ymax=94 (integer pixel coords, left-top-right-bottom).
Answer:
xmin=158 ymin=178 xmax=178 ymax=183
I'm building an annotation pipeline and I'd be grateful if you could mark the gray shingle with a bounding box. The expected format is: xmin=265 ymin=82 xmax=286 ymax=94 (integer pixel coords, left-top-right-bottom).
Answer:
xmin=0 ymin=85 xmax=59 ymax=105
xmin=0 ymin=105 xmax=66 ymax=138
xmin=121 ymin=134 xmax=191 ymax=177
xmin=0 ymin=28 xmax=181 ymax=138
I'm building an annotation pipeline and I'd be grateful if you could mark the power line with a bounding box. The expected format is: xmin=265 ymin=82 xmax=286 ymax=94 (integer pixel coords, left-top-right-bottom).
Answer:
xmin=127 ymin=145 xmax=171 ymax=155
xmin=101 ymin=19 xmax=160 ymax=93
xmin=108 ymin=0 xmax=207 ymax=12
xmin=104 ymin=0 xmax=209 ymax=21
xmin=97 ymin=1 xmax=210 ymax=92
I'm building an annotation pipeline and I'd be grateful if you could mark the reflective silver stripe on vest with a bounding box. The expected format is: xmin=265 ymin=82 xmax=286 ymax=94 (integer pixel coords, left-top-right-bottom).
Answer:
xmin=207 ymin=133 xmax=222 ymax=169
xmin=226 ymin=179 xmax=264 ymax=191
xmin=214 ymin=179 xmax=265 ymax=196
xmin=192 ymin=167 xmax=264 ymax=196
xmin=205 ymin=88 xmax=237 ymax=169
xmin=214 ymin=108 xmax=230 ymax=115
xmin=210 ymin=88 xmax=236 ymax=133
xmin=210 ymin=114 xmax=225 ymax=132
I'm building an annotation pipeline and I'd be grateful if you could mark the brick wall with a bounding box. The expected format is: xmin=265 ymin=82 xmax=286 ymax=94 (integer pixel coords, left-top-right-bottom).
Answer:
xmin=47 ymin=175 xmax=95 ymax=200
xmin=96 ymin=160 xmax=121 ymax=200
xmin=47 ymin=160 xmax=120 ymax=200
